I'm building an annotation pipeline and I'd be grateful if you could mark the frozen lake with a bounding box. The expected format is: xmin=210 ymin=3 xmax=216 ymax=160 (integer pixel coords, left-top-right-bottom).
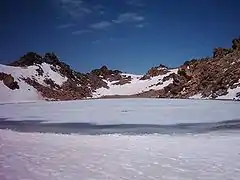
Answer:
xmin=0 ymin=98 xmax=240 ymax=134
xmin=0 ymin=99 xmax=240 ymax=180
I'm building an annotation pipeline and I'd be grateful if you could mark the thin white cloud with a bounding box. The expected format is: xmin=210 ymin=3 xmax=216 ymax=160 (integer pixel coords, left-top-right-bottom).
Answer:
xmin=59 ymin=0 xmax=92 ymax=18
xmin=90 ymin=21 xmax=112 ymax=30
xmin=57 ymin=23 xmax=75 ymax=29
xmin=72 ymin=30 xmax=92 ymax=35
xmin=136 ymin=22 xmax=150 ymax=28
xmin=135 ymin=24 xmax=144 ymax=28
xmin=113 ymin=12 xmax=145 ymax=24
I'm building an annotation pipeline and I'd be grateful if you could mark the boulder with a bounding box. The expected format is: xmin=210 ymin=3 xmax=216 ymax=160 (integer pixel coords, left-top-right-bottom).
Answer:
xmin=215 ymin=89 xmax=228 ymax=96
xmin=1 ymin=73 xmax=19 ymax=90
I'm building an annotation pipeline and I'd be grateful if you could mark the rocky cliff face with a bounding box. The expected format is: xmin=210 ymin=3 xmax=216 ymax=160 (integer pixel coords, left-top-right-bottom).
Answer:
xmin=1 ymin=37 xmax=240 ymax=102
xmin=142 ymin=37 xmax=240 ymax=100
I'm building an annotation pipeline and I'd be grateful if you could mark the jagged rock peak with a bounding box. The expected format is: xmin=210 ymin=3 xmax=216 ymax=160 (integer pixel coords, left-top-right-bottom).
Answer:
xmin=232 ymin=37 xmax=240 ymax=50
xmin=91 ymin=65 xmax=122 ymax=77
xmin=9 ymin=52 xmax=63 ymax=67
xmin=140 ymin=63 xmax=169 ymax=80
xmin=9 ymin=52 xmax=43 ymax=67
xmin=157 ymin=64 xmax=168 ymax=69
xmin=211 ymin=37 xmax=240 ymax=58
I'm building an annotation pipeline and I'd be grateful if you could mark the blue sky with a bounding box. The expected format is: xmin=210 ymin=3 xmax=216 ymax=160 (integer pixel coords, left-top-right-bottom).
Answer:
xmin=1 ymin=0 xmax=240 ymax=73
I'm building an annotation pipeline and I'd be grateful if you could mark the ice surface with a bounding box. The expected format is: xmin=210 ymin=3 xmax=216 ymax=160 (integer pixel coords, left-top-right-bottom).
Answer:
xmin=0 ymin=99 xmax=240 ymax=179
xmin=0 ymin=130 xmax=240 ymax=180
xmin=0 ymin=99 xmax=240 ymax=125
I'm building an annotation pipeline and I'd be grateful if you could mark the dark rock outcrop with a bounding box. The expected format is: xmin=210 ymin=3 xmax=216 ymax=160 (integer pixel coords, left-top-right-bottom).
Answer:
xmin=91 ymin=66 xmax=122 ymax=80
xmin=140 ymin=64 xmax=169 ymax=80
xmin=9 ymin=52 xmax=43 ymax=67
xmin=232 ymin=37 xmax=240 ymax=50
xmin=213 ymin=48 xmax=233 ymax=58
xmin=112 ymin=76 xmax=131 ymax=85
xmin=0 ymin=72 xmax=19 ymax=90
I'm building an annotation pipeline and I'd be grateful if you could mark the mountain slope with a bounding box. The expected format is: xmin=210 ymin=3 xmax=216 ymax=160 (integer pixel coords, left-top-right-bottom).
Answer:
xmin=1 ymin=37 xmax=240 ymax=102
xmin=0 ymin=62 xmax=67 ymax=103
xmin=93 ymin=69 xmax=178 ymax=98
xmin=0 ymin=53 xmax=177 ymax=102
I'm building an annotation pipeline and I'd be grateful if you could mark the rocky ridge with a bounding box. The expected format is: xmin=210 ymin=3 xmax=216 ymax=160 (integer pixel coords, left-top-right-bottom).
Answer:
xmin=152 ymin=38 xmax=240 ymax=100
xmin=1 ymin=52 xmax=131 ymax=101
xmin=1 ymin=37 xmax=240 ymax=101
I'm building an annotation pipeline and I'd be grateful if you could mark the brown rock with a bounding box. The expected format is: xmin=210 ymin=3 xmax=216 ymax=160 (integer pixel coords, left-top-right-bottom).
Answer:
xmin=44 ymin=78 xmax=60 ymax=89
xmin=0 ymin=72 xmax=5 ymax=81
xmin=1 ymin=73 xmax=19 ymax=90
xmin=213 ymin=48 xmax=233 ymax=58
xmin=140 ymin=64 xmax=169 ymax=80
xmin=113 ymin=76 xmax=131 ymax=85
xmin=140 ymin=74 xmax=151 ymax=80
xmin=162 ymin=73 xmax=175 ymax=82
xmin=232 ymin=37 xmax=240 ymax=50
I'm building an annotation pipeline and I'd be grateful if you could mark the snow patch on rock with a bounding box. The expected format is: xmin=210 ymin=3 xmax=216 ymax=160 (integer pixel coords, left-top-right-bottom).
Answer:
xmin=93 ymin=69 xmax=178 ymax=97
xmin=0 ymin=63 xmax=67 ymax=103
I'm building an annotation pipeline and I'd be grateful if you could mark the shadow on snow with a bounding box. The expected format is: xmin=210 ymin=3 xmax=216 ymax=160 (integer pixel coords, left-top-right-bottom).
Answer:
xmin=0 ymin=118 xmax=240 ymax=135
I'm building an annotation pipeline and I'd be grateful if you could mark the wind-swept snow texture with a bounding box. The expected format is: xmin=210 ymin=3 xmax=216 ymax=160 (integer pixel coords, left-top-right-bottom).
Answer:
xmin=0 ymin=99 xmax=240 ymax=179
xmin=0 ymin=63 xmax=67 ymax=103
xmin=93 ymin=69 xmax=178 ymax=97
xmin=0 ymin=130 xmax=240 ymax=180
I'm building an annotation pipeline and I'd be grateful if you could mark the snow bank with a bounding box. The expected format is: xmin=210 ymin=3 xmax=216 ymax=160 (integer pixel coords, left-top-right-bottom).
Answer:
xmin=190 ymin=86 xmax=240 ymax=101
xmin=0 ymin=130 xmax=239 ymax=180
xmin=189 ymin=93 xmax=202 ymax=99
xmin=217 ymin=86 xmax=240 ymax=100
xmin=0 ymin=81 xmax=42 ymax=104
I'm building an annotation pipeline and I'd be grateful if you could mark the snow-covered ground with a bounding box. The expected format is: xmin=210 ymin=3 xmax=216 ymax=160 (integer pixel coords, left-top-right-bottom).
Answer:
xmin=1 ymin=130 xmax=240 ymax=180
xmin=0 ymin=99 xmax=240 ymax=180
